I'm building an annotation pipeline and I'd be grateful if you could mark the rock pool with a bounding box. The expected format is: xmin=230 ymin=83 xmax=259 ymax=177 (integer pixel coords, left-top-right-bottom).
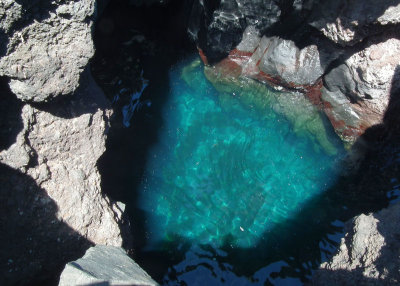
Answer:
xmin=135 ymin=56 xmax=346 ymax=284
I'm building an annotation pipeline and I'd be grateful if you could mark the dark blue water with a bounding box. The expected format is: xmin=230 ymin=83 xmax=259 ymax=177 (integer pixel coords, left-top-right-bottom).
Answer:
xmin=135 ymin=56 xmax=347 ymax=285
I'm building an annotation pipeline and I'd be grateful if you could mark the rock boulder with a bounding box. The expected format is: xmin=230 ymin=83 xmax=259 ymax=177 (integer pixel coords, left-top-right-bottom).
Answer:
xmin=312 ymin=202 xmax=400 ymax=285
xmin=59 ymin=245 xmax=158 ymax=286
xmin=0 ymin=0 xmax=96 ymax=102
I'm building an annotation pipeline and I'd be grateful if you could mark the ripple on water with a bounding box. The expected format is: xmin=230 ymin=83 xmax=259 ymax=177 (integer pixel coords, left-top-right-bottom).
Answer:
xmin=138 ymin=57 xmax=345 ymax=250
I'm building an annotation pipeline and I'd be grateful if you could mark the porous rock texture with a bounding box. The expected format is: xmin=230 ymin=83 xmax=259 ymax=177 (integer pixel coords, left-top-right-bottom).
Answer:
xmin=321 ymin=37 xmax=400 ymax=143
xmin=0 ymin=0 xmax=125 ymax=284
xmin=0 ymin=0 xmax=96 ymax=102
xmin=59 ymin=245 xmax=158 ymax=286
xmin=312 ymin=202 xmax=400 ymax=285
xmin=309 ymin=0 xmax=400 ymax=46
xmin=0 ymin=70 xmax=125 ymax=285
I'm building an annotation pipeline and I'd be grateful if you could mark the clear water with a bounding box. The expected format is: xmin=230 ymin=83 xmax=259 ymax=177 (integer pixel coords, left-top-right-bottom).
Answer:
xmin=137 ymin=56 xmax=346 ymax=284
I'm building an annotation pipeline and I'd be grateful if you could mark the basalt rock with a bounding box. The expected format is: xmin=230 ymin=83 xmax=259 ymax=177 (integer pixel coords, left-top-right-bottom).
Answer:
xmin=321 ymin=37 xmax=400 ymax=143
xmin=0 ymin=1 xmax=127 ymax=283
xmin=309 ymin=0 xmax=400 ymax=46
xmin=59 ymin=245 xmax=158 ymax=286
xmin=0 ymin=0 xmax=96 ymax=102
xmin=0 ymin=71 xmax=125 ymax=284
xmin=188 ymin=0 xmax=312 ymax=63
xmin=312 ymin=202 xmax=400 ymax=285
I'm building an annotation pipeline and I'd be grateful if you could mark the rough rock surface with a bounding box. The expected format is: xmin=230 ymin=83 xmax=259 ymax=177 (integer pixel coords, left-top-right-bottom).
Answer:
xmin=321 ymin=37 xmax=400 ymax=143
xmin=188 ymin=0 xmax=300 ymax=63
xmin=0 ymin=0 xmax=96 ymax=102
xmin=312 ymin=202 xmax=400 ymax=285
xmin=201 ymin=18 xmax=400 ymax=144
xmin=59 ymin=245 xmax=158 ymax=286
xmin=0 ymin=71 xmax=124 ymax=284
xmin=0 ymin=0 xmax=132 ymax=284
xmin=0 ymin=70 xmax=123 ymax=245
xmin=309 ymin=0 xmax=400 ymax=46
xmin=206 ymin=26 xmax=327 ymax=92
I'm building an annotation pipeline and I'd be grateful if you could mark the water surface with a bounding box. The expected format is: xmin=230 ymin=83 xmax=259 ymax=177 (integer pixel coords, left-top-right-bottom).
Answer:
xmin=136 ymin=56 xmax=346 ymax=284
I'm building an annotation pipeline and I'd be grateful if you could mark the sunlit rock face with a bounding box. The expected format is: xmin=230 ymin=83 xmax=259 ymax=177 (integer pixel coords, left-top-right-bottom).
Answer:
xmin=213 ymin=26 xmax=400 ymax=145
xmin=309 ymin=0 xmax=400 ymax=46
xmin=138 ymin=57 xmax=344 ymax=248
xmin=187 ymin=0 xmax=292 ymax=63
xmin=188 ymin=0 xmax=400 ymax=145
xmin=321 ymin=37 xmax=400 ymax=144
xmin=313 ymin=202 xmax=400 ymax=285
xmin=59 ymin=245 xmax=157 ymax=286
xmin=0 ymin=0 xmax=96 ymax=102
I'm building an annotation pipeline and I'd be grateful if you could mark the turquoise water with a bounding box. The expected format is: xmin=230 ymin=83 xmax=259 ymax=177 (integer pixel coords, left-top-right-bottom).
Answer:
xmin=138 ymin=56 xmax=345 ymax=252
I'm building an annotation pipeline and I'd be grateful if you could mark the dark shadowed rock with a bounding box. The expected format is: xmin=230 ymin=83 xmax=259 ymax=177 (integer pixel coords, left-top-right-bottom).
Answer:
xmin=309 ymin=0 xmax=400 ymax=46
xmin=188 ymin=0 xmax=284 ymax=63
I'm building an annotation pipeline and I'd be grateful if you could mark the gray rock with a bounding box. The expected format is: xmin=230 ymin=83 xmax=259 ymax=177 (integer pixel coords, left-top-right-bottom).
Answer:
xmin=309 ymin=0 xmax=400 ymax=46
xmin=59 ymin=245 xmax=158 ymax=286
xmin=188 ymin=0 xmax=283 ymax=63
xmin=0 ymin=0 xmax=96 ymax=102
xmin=321 ymin=37 xmax=400 ymax=143
xmin=236 ymin=25 xmax=260 ymax=53
xmin=0 ymin=70 xmax=124 ymax=246
xmin=312 ymin=202 xmax=400 ymax=285
xmin=258 ymin=36 xmax=324 ymax=86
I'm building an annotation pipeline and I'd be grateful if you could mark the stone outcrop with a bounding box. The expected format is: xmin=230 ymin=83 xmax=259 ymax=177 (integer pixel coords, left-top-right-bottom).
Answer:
xmin=321 ymin=37 xmax=400 ymax=143
xmin=312 ymin=202 xmax=400 ymax=285
xmin=309 ymin=0 xmax=400 ymax=46
xmin=190 ymin=0 xmax=400 ymax=144
xmin=0 ymin=0 xmax=126 ymax=284
xmin=188 ymin=0 xmax=284 ymax=63
xmin=0 ymin=70 xmax=125 ymax=284
xmin=59 ymin=245 xmax=158 ymax=286
xmin=1 ymin=71 xmax=124 ymax=246
xmin=0 ymin=0 xmax=96 ymax=102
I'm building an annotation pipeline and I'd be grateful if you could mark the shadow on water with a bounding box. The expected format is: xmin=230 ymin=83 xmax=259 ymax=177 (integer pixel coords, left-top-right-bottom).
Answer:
xmin=308 ymin=67 xmax=400 ymax=285
xmin=93 ymin=1 xmax=400 ymax=285
xmin=0 ymin=77 xmax=92 ymax=286
xmin=137 ymin=67 xmax=400 ymax=285
xmin=93 ymin=0 xmax=195 ymax=251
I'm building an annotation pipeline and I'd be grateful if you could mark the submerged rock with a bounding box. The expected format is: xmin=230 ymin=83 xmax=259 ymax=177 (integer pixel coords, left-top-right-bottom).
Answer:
xmin=59 ymin=245 xmax=158 ymax=286
xmin=202 ymin=59 xmax=339 ymax=156
xmin=312 ymin=202 xmax=400 ymax=285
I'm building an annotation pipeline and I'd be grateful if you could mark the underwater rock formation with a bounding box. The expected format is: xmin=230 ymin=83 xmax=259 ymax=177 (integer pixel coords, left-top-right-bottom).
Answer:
xmin=312 ymin=202 xmax=400 ymax=285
